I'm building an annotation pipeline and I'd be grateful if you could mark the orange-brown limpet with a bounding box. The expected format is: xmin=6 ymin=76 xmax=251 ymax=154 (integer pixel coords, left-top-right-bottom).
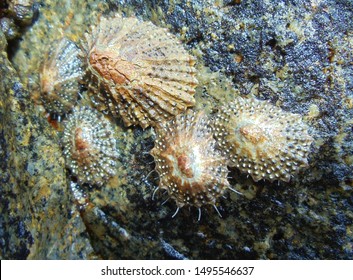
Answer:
xmin=151 ymin=110 xmax=231 ymax=219
xmin=83 ymin=14 xmax=198 ymax=129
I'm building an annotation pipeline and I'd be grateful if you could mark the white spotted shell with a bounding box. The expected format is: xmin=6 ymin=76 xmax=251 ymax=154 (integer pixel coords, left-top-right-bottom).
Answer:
xmin=83 ymin=14 xmax=198 ymax=129
xmin=62 ymin=107 xmax=119 ymax=186
xmin=40 ymin=37 xmax=84 ymax=115
xmin=151 ymin=110 xmax=230 ymax=209
xmin=213 ymin=97 xmax=313 ymax=182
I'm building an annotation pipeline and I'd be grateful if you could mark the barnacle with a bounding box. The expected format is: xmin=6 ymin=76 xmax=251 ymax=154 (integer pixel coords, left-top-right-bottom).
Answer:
xmin=151 ymin=110 xmax=230 ymax=218
xmin=83 ymin=14 xmax=198 ymax=129
xmin=40 ymin=37 xmax=85 ymax=116
xmin=213 ymin=97 xmax=313 ymax=182
xmin=62 ymin=107 xmax=119 ymax=186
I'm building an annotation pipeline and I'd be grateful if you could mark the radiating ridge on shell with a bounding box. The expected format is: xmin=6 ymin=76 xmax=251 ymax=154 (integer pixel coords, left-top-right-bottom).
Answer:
xmin=62 ymin=106 xmax=119 ymax=186
xmin=40 ymin=37 xmax=85 ymax=115
xmin=213 ymin=97 xmax=313 ymax=182
xmin=151 ymin=110 xmax=230 ymax=209
xmin=83 ymin=14 xmax=198 ymax=129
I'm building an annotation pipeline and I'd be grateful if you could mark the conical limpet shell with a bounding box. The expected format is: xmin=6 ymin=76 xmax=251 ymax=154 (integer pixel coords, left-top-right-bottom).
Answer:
xmin=40 ymin=37 xmax=85 ymax=115
xmin=62 ymin=107 xmax=119 ymax=186
xmin=213 ymin=97 xmax=313 ymax=182
xmin=83 ymin=14 xmax=198 ymax=129
xmin=151 ymin=110 xmax=230 ymax=215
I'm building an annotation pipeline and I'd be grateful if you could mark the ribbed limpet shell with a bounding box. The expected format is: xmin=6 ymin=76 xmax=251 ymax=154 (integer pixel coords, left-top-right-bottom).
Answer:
xmin=83 ymin=14 xmax=198 ymax=129
xmin=62 ymin=107 xmax=119 ymax=186
xmin=40 ymin=37 xmax=85 ymax=115
xmin=213 ymin=97 xmax=313 ymax=182
xmin=151 ymin=110 xmax=230 ymax=217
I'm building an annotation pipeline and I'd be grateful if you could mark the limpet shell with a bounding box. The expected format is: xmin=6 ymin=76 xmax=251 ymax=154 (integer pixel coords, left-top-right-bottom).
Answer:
xmin=151 ymin=110 xmax=230 ymax=211
xmin=40 ymin=37 xmax=84 ymax=116
xmin=84 ymin=14 xmax=198 ymax=129
xmin=213 ymin=97 xmax=313 ymax=182
xmin=62 ymin=106 xmax=119 ymax=186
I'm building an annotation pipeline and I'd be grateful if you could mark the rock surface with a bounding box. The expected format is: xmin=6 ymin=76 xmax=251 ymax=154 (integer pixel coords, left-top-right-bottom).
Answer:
xmin=0 ymin=0 xmax=352 ymax=259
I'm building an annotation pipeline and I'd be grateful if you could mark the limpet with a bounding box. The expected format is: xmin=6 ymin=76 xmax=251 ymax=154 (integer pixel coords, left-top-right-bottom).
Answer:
xmin=213 ymin=97 xmax=313 ymax=182
xmin=40 ymin=37 xmax=84 ymax=116
xmin=62 ymin=106 xmax=119 ymax=186
xmin=83 ymin=14 xmax=198 ymax=129
xmin=151 ymin=110 xmax=232 ymax=219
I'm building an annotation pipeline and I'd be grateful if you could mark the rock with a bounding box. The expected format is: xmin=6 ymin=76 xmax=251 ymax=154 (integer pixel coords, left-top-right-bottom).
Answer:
xmin=1 ymin=0 xmax=352 ymax=259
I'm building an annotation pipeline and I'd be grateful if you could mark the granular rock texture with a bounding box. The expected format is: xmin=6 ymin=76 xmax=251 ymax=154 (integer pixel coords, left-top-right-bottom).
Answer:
xmin=0 ymin=0 xmax=37 ymax=40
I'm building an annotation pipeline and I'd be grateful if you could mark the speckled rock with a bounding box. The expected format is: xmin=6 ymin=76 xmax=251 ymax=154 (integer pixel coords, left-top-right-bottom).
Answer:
xmin=1 ymin=0 xmax=353 ymax=260
xmin=0 ymin=29 xmax=96 ymax=259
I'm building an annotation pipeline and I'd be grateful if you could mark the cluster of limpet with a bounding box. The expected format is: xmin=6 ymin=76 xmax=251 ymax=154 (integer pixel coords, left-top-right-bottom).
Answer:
xmin=40 ymin=37 xmax=85 ymax=116
xmin=83 ymin=14 xmax=198 ymax=129
xmin=150 ymin=110 xmax=231 ymax=216
xmin=62 ymin=107 xmax=119 ymax=186
xmin=213 ymin=97 xmax=313 ymax=182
